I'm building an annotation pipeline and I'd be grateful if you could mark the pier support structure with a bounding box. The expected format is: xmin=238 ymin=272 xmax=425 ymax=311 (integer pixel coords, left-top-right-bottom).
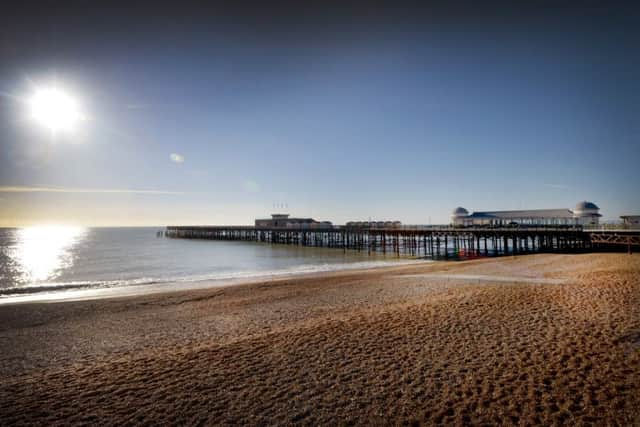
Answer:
xmin=162 ymin=225 xmax=632 ymax=259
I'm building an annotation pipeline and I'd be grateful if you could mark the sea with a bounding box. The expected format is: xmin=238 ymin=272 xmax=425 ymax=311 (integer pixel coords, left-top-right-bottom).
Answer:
xmin=0 ymin=226 xmax=416 ymax=304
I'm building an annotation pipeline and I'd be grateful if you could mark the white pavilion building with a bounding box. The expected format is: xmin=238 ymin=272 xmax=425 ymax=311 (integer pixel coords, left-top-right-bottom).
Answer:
xmin=451 ymin=201 xmax=601 ymax=227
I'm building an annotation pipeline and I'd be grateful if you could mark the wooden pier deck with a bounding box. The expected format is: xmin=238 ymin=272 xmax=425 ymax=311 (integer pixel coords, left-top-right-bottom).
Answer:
xmin=164 ymin=225 xmax=640 ymax=258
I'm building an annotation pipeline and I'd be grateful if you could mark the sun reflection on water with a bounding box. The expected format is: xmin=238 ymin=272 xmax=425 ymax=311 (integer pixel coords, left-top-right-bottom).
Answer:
xmin=11 ymin=226 xmax=86 ymax=285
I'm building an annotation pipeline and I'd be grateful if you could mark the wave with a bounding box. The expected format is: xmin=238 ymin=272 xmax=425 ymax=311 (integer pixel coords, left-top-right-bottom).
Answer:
xmin=0 ymin=277 xmax=161 ymax=296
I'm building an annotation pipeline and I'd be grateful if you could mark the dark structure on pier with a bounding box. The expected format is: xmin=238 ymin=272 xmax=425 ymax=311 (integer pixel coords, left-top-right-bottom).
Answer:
xmin=164 ymin=224 xmax=640 ymax=258
xmin=255 ymin=214 xmax=332 ymax=229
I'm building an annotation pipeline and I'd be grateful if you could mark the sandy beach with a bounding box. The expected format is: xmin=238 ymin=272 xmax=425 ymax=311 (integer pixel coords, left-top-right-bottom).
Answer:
xmin=0 ymin=253 xmax=638 ymax=425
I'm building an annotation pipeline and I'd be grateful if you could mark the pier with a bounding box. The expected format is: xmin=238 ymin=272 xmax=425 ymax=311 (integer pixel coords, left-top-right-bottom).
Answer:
xmin=164 ymin=225 xmax=640 ymax=258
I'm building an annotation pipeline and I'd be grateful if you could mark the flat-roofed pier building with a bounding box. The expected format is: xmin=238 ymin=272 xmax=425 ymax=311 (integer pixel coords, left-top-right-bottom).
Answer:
xmin=255 ymin=214 xmax=333 ymax=229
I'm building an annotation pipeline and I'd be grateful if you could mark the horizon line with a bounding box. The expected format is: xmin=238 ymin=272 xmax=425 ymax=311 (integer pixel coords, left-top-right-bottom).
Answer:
xmin=0 ymin=186 xmax=183 ymax=195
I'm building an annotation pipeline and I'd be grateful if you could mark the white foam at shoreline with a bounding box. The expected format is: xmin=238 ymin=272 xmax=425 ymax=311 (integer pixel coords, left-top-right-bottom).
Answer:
xmin=0 ymin=259 xmax=424 ymax=305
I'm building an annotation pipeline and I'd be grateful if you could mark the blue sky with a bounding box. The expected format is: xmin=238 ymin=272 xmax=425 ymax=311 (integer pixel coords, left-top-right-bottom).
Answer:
xmin=1 ymin=3 xmax=639 ymax=225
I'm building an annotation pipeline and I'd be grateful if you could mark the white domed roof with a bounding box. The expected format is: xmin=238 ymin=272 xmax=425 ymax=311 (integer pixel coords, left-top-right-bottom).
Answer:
xmin=452 ymin=207 xmax=469 ymax=216
xmin=574 ymin=201 xmax=599 ymax=211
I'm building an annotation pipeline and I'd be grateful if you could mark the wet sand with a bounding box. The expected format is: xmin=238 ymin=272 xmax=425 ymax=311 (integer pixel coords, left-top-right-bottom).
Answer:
xmin=0 ymin=253 xmax=638 ymax=425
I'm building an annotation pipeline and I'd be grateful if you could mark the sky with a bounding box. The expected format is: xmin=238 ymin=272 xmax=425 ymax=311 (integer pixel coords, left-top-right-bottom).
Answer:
xmin=1 ymin=1 xmax=639 ymax=226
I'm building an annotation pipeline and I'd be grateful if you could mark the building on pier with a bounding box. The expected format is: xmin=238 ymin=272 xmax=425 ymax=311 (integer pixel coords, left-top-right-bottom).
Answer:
xmin=451 ymin=201 xmax=601 ymax=227
xmin=255 ymin=213 xmax=333 ymax=229
xmin=345 ymin=220 xmax=402 ymax=229
xmin=621 ymin=215 xmax=640 ymax=226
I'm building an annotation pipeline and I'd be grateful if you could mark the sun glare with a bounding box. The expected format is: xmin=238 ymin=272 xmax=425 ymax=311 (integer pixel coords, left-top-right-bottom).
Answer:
xmin=28 ymin=87 xmax=84 ymax=132
xmin=12 ymin=225 xmax=86 ymax=285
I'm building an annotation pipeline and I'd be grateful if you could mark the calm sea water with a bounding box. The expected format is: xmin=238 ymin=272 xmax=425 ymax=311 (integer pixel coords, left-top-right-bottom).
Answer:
xmin=0 ymin=227 xmax=411 ymax=303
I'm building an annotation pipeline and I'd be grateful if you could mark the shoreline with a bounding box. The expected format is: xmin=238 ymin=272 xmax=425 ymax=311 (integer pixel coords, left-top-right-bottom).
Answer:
xmin=0 ymin=258 xmax=426 ymax=306
xmin=0 ymin=253 xmax=638 ymax=424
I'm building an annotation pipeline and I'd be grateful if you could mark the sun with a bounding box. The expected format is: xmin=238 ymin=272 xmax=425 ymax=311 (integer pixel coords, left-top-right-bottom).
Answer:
xmin=28 ymin=87 xmax=84 ymax=132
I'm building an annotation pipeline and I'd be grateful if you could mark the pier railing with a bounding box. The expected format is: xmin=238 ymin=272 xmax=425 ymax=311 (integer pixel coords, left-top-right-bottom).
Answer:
xmin=583 ymin=224 xmax=640 ymax=231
